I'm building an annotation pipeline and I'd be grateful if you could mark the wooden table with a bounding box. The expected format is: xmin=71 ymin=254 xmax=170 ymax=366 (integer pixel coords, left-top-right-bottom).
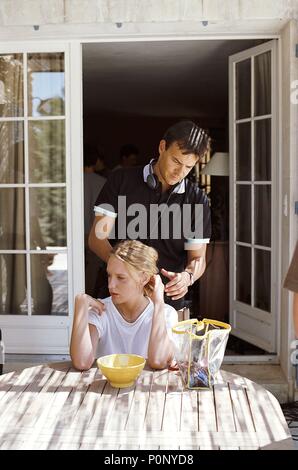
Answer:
xmin=0 ymin=362 xmax=293 ymax=450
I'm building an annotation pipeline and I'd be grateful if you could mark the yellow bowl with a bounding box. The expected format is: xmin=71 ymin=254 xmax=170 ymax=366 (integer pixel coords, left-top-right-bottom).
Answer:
xmin=96 ymin=354 xmax=146 ymax=388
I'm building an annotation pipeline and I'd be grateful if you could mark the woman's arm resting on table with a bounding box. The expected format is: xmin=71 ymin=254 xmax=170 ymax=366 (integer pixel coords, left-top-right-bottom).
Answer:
xmin=70 ymin=294 xmax=103 ymax=371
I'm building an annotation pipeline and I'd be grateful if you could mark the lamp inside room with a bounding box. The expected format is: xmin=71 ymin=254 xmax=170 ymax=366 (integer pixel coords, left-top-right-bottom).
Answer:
xmin=201 ymin=152 xmax=229 ymax=176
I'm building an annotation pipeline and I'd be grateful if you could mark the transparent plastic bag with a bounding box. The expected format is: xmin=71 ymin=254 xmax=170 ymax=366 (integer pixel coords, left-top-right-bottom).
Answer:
xmin=172 ymin=319 xmax=231 ymax=389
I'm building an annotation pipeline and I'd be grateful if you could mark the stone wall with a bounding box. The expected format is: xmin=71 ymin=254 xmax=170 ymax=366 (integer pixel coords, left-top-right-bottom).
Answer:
xmin=0 ymin=0 xmax=297 ymax=26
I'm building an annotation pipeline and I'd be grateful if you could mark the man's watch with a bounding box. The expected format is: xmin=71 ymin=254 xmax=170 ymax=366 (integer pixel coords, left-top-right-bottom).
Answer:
xmin=184 ymin=270 xmax=194 ymax=286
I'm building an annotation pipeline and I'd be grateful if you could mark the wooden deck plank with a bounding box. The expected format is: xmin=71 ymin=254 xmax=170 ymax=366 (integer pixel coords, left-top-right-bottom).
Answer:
xmin=125 ymin=370 xmax=152 ymax=431
xmin=243 ymin=377 xmax=292 ymax=448
xmin=198 ymin=388 xmax=217 ymax=431
xmin=180 ymin=389 xmax=199 ymax=431
xmin=0 ymin=365 xmax=55 ymax=428
xmin=0 ymin=366 xmax=44 ymax=415
xmin=36 ymin=367 xmax=83 ymax=433
xmin=48 ymin=367 xmax=98 ymax=428
xmin=0 ymin=370 xmax=24 ymax=402
xmin=162 ymin=371 xmax=183 ymax=432
xmin=79 ymin=443 xmax=121 ymax=450
xmin=213 ymin=371 xmax=236 ymax=432
xmin=105 ymin=384 xmax=136 ymax=431
xmin=228 ymin=382 xmax=255 ymax=433
xmin=144 ymin=369 xmax=168 ymax=431
xmin=67 ymin=371 xmax=107 ymax=432
xmin=161 ymin=371 xmax=183 ymax=449
xmin=12 ymin=365 xmax=71 ymax=428
xmin=86 ymin=382 xmax=119 ymax=430
xmin=0 ymin=428 xmax=262 ymax=447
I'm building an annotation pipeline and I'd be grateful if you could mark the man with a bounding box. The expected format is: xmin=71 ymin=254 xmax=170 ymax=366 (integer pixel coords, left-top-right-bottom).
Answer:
xmin=112 ymin=144 xmax=139 ymax=171
xmin=88 ymin=120 xmax=211 ymax=315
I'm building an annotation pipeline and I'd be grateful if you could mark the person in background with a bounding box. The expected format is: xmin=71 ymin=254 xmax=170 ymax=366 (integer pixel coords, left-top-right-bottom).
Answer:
xmin=113 ymin=144 xmax=139 ymax=171
xmin=84 ymin=144 xmax=106 ymax=296
xmin=284 ymin=240 xmax=298 ymax=338
xmin=70 ymin=240 xmax=178 ymax=371
xmin=94 ymin=145 xmax=112 ymax=179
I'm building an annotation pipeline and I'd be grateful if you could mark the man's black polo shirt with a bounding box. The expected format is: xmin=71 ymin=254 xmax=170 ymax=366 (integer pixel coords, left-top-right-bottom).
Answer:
xmin=94 ymin=163 xmax=211 ymax=310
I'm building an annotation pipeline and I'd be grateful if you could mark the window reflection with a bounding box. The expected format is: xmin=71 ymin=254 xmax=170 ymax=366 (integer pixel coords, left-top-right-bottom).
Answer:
xmin=27 ymin=53 xmax=64 ymax=117
xmin=255 ymin=185 xmax=271 ymax=247
xmin=236 ymin=185 xmax=251 ymax=244
xmin=254 ymin=249 xmax=271 ymax=311
xmin=31 ymin=252 xmax=68 ymax=316
xmin=0 ymin=254 xmax=27 ymax=315
xmin=255 ymin=119 xmax=271 ymax=181
xmin=236 ymin=122 xmax=251 ymax=181
xmin=0 ymin=54 xmax=23 ymax=117
xmin=236 ymin=58 xmax=251 ymax=120
xmin=236 ymin=246 xmax=251 ymax=305
xmin=0 ymin=121 xmax=24 ymax=183
xmin=0 ymin=188 xmax=26 ymax=249
xmin=30 ymin=188 xmax=66 ymax=249
xmin=254 ymin=51 xmax=271 ymax=117
xmin=28 ymin=120 xmax=65 ymax=183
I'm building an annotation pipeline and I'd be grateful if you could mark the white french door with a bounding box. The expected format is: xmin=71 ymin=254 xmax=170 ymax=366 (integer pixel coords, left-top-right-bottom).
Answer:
xmin=229 ymin=40 xmax=279 ymax=353
xmin=0 ymin=42 xmax=82 ymax=353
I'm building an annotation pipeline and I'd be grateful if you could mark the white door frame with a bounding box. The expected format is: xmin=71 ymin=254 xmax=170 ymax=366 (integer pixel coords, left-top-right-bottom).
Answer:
xmin=75 ymin=34 xmax=282 ymax=364
xmin=228 ymin=40 xmax=280 ymax=355
xmin=0 ymin=42 xmax=74 ymax=353
xmin=0 ymin=33 xmax=283 ymax=362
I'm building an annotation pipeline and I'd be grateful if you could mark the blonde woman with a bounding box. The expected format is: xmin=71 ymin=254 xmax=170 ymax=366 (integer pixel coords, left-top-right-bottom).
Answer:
xmin=70 ymin=240 xmax=178 ymax=371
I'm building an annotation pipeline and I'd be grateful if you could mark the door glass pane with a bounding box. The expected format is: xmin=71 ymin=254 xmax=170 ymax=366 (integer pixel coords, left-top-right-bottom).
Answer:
xmin=0 ymin=54 xmax=23 ymax=117
xmin=0 ymin=188 xmax=25 ymax=249
xmin=0 ymin=254 xmax=27 ymax=315
xmin=236 ymin=246 xmax=251 ymax=305
xmin=254 ymin=249 xmax=271 ymax=311
xmin=255 ymin=185 xmax=271 ymax=247
xmin=28 ymin=120 xmax=65 ymax=183
xmin=236 ymin=185 xmax=251 ymax=243
xmin=0 ymin=121 xmax=24 ymax=183
xmin=255 ymin=119 xmax=271 ymax=181
xmin=236 ymin=58 xmax=251 ymax=119
xmin=236 ymin=122 xmax=251 ymax=180
xmin=254 ymin=51 xmax=271 ymax=116
xmin=31 ymin=252 xmax=68 ymax=315
xmin=27 ymin=52 xmax=64 ymax=117
xmin=30 ymin=188 xmax=66 ymax=249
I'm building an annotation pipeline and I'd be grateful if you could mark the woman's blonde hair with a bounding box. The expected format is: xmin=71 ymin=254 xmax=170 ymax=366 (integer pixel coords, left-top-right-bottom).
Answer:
xmin=110 ymin=240 xmax=158 ymax=296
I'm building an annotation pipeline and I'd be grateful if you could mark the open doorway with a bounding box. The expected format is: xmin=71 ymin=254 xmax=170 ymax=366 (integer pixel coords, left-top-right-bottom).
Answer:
xmin=82 ymin=38 xmax=273 ymax=358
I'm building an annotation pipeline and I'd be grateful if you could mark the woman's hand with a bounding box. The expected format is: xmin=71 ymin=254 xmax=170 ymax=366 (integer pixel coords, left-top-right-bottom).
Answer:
xmin=75 ymin=293 xmax=105 ymax=315
xmin=149 ymin=274 xmax=165 ymax=304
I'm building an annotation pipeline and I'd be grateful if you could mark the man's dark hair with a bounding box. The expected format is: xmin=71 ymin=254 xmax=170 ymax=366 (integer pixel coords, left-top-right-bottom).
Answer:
xmin=120 ymin=144 xmax=139 ymax=161
xmin=163 ymin=120 xmax=210 ymax=161
xmin=83 ymin=143 xmax=99 ymax=167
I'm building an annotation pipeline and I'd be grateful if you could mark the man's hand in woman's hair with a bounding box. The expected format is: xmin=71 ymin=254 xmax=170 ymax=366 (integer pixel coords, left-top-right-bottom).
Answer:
xmin=74 ymin=293 xmax=105 ymax=315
